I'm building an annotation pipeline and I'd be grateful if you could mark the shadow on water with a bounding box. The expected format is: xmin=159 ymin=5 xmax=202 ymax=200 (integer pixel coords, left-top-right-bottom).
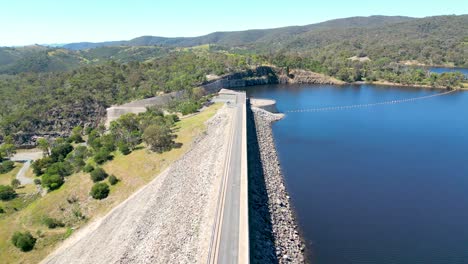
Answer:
xmin=246 ymin=100 xmax=278 ymax=264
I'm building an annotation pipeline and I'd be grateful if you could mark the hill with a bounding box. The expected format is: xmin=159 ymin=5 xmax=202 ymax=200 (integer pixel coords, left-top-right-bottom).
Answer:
xmin=1 ymin=15 xmax=466 ymax=75
xmin=63 ymin=15 xmax=415 ymax=50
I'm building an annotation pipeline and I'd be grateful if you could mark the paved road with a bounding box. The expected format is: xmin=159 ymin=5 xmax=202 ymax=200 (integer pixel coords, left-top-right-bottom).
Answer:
xmin=209 ymin=91 xmax=247 ymax=264
xmin=11 ymin=151 xmax=42 ymax=185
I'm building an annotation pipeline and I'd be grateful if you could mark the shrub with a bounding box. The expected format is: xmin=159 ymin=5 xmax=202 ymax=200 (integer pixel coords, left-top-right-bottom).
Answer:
xmin=42 ymin=217 xmax=65 ymax=229
xmin=177 ymin=101 xmax=200 ymax=115
xmin=50 ymin=143 xmax=73 ymax=162
xmin=11 ymin=231 xmax=36 ymax=252
xmin=108 ymin=175 xmax=118 ymax=185
xmin=0 ymin=160 xmax=15 ymax=173
xmin=69 ymin=134 xmax=84 ymax=143
xmin=11 ymin=179 xmax=21 ymax=188
xmin=82 ymin=164 xmax=94 ymax=173
xmin=31 ymin=157 xmax=53 ymax=176
xmin=100 ymin=134 xmax=116 ymax=152
xmin=0 ymin=185 xmax=17 ymax=200
xmin=118 ymin=142 xmax=131 ymax=155
xmin=93 ymin=148 xmax=112 ymax=164
xmin=41 ymin=174 xmax=64 ymax=190
xmin=90 ymin=168 xmax=108 ymax=182
xmin=90 ymin=183 xmax=110 ymax=199
xmin=33 ymin=178 xmax=41 ymax=185
xmin=0 ymin=206 xmax=4 ymax=213
xmin=45 ymin=162 xmax=73 ymax=177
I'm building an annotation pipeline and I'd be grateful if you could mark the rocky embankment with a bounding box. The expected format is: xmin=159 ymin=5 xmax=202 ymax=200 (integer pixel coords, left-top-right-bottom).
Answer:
xmin=248 ymin=106 xmax=305 ymax=264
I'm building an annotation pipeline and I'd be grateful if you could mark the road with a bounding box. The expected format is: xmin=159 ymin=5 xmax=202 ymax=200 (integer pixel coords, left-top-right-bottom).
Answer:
xmin=11 ymin=151 xmax=42 ymax=185
xmin=209 ymin=91 xmax=247 ymax=264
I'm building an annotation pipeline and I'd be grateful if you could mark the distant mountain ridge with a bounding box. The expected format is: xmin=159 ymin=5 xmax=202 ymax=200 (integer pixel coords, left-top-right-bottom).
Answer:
xmin=62 ymin=15 xmax=416 ymax=50
xmin=0 ymin=14 xmax=466 ymax=74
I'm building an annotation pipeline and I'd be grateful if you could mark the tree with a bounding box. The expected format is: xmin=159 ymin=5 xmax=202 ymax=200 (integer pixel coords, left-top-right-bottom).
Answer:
xmin=50 ymin=142 xmax=73 ymax=162
xmin=143 ymin=124 xmax=173 ymax=153
xmin=118 ymin=142 xmax=131 ymax=155
xmin=90 ymin=183 xmax=110 ymax=199
xmin=37 ymin=138 xmax=50 ymax=157
xmin=11 ymin=179 xmax=21 ymax=189
xmin=90 ymin=167 xmax=108 ymax=182
xmin=32 ymin=157 xmax=53 ymax=176
xmin=110 ymin=113 xmax=142 ymax=150
xmin=69 ymin=126 xmax=84 ymax=143
xmin=11 ymin=231 xmax=36 ymax=252
xmin=0 ymin=160 xmax=15 ymax=173
xmin=0 ymin=185 xmax=17 ymax=200
xmin=45 ymin=162 xmax=73 ymax=177
xmin=41 ymin=174 xmax=64 ymax=190
xmin=0 ymin=143 xmax=16 ymax=159
xmin=82 ymin=164 xmax=94 ymax=173
xmin=93 ymin=148 xmax=112 ymax=164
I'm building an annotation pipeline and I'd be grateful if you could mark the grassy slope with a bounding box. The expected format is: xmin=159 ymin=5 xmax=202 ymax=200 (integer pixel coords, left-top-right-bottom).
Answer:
xmin=0 ymin=103 xmax=222 ymax=264
xmin=0 ymin=163 xmax=22 ymax=185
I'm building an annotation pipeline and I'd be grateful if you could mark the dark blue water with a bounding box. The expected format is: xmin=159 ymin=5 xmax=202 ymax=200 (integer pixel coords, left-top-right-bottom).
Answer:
xmin=245 ymin=84 xmax=468 ymax=264
xmin=429 ymin=67 xmax=468 ymax=78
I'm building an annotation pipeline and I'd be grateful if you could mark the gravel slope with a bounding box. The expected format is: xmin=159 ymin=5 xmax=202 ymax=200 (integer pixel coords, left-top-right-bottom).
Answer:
xmin=42 ymin=107 xmax=231 ymax=264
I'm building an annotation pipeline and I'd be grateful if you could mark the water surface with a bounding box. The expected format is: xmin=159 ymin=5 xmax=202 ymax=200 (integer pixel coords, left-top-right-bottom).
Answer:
xmin=429 ymin=67 xmax=468 ymax=77
xmin=245 ymin=84 xmax=468 ymax=264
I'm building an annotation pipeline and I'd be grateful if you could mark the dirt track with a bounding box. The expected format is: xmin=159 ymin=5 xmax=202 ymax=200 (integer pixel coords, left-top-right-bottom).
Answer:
xmin=42 ymin=107 xmax=231 ymax=264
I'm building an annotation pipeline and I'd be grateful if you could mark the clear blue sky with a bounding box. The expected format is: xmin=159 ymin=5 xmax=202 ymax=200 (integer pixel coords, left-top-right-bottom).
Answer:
xmin=1 ymin=0 xmax=466 ymax=46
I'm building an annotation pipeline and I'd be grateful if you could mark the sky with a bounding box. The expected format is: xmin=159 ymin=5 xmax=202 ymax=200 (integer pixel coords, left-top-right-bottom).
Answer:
xmin=1 ymin=0 xmax=466 ymax=46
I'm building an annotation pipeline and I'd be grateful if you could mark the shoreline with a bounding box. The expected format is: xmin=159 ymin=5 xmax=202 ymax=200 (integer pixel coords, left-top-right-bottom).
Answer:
xmin=351 ymin=80 xmax=467 ymax=90
xmin=248 ymin=106 xmax=305 ymax=263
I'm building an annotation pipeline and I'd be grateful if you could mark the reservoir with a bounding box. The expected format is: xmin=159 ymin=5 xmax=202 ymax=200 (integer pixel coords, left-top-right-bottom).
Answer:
xmin=429 ymin=67 xmax=468 ymax=77
xmin=245 ymin=84 xmax=468 ymax=264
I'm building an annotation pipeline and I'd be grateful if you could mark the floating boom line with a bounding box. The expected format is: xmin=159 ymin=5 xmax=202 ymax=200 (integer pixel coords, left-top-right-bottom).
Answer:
xmin=285 ymin=89 xmax=456 ymax=113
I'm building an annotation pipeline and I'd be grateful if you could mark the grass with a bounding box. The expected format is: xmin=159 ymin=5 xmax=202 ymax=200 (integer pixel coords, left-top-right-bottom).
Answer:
xmin=0 ymin=103 xmax=221 ymax=264
xmin=0 ymin=163 xmax=22 ymax=186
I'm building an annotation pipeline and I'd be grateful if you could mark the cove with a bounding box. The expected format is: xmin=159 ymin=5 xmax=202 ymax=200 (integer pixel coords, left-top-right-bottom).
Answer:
xmin=244 ymin=83 xmax=468 ymax=264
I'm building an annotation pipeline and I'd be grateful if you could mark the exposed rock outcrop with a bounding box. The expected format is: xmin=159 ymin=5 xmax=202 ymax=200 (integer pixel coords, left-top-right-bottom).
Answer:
xmin=202 ymin=66 xmax=343 ymax=92
xmin=248 ymin=105 xmax=305 ymax=264
xmin=282 ymin=69 xmax=345 ymax=85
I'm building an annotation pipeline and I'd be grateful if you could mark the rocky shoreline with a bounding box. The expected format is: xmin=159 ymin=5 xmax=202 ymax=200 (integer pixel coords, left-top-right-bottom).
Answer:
xmin=248 ymin=106 xmax=305 ymax=264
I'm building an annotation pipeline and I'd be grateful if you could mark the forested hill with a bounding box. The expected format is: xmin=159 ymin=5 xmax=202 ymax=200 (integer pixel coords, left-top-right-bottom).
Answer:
xmin=62 ymin=15 xmax=466 ymax=67
xmin=63 ymin=15 xmax=415 ymax=50
xmin=1 ymin=15 xmax=466 ymax=74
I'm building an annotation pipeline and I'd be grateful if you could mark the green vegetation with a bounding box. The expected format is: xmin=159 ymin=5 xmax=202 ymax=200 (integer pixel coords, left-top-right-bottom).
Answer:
xmin=0 ymin=50 xmax=260 ymax=143
xmin=0 ymin=185 xmax=16 ymax=200
xmin=42 ymin=216 xmax=65 ymax=229
xmin=0 ymin=160 xmax=15 ymax=174
xmin=11 ymin=231 xmax=36 ymax=252
xmin=90 ymin=168 xmax=108 ymax=182
xmin=90 ymin=182 xmax=110 ymax=199
xmin=11 ymin=179 xmax=20 ymax=189
xmin=0 ymin=103 xmax=220 ymax=263
xmin=42 ymin=174 xmax=64 ymax=191
xmin=108 ymin=175 xmax=118 ymax=185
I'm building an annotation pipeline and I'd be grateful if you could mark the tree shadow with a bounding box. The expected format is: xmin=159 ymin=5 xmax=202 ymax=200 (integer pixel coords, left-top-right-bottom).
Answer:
xmin=247 ymin=100 xmax=278 ymax=264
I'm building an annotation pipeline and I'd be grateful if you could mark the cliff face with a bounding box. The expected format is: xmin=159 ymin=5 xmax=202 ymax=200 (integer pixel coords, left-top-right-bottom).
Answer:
xmin=281 ymin=69 xmax=345 ymax=85
xmin=201 ymin=66 xmax=343 ymax=92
